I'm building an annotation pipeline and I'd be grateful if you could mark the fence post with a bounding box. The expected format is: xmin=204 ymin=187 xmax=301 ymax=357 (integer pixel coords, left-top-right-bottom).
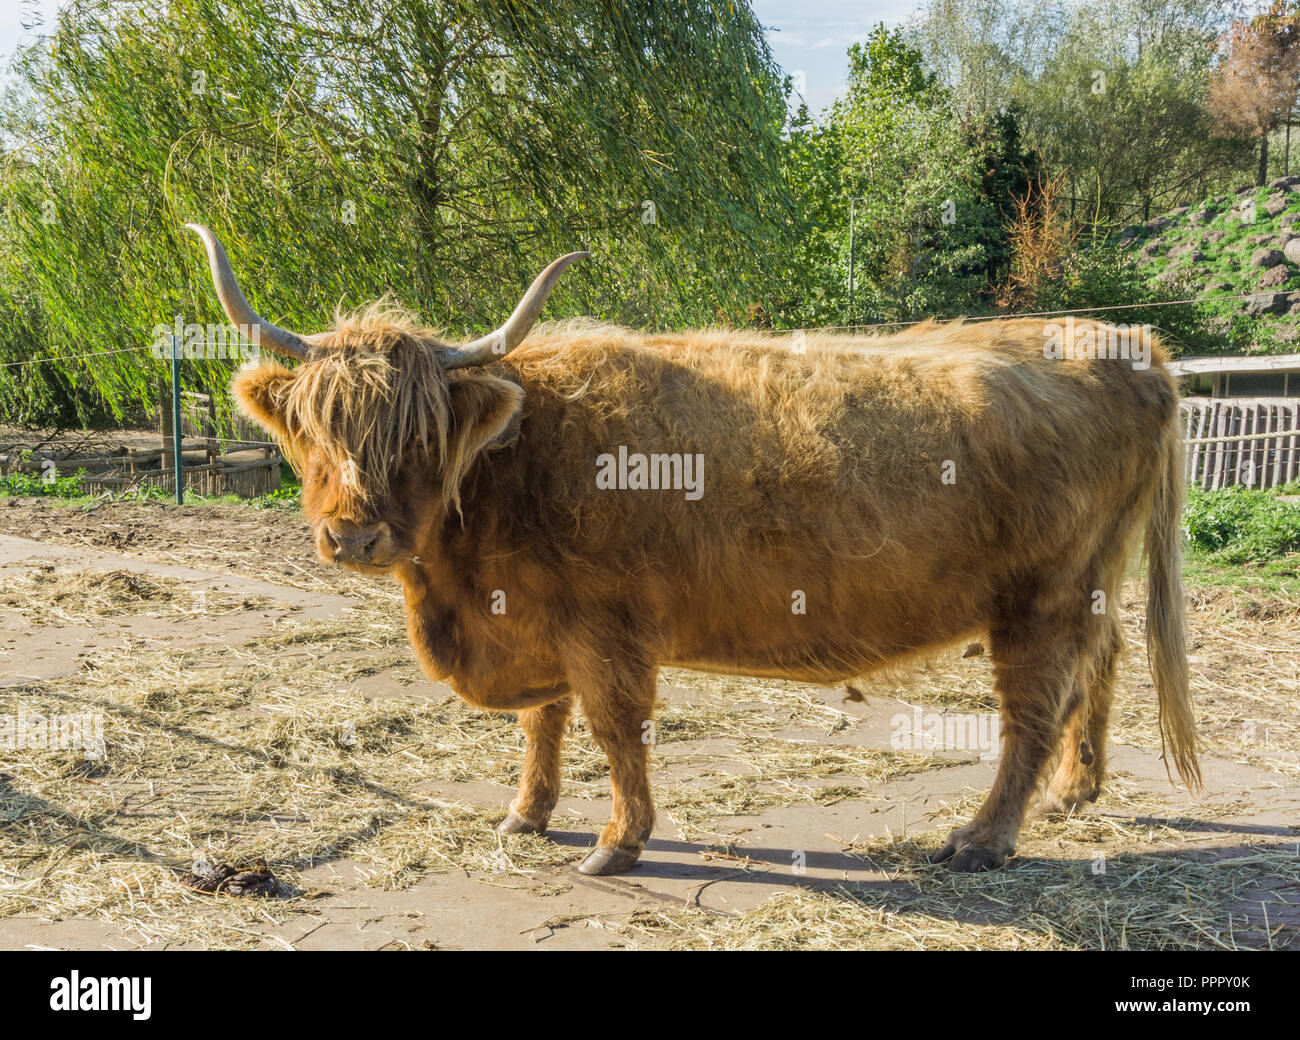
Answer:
xmin=171 ymin=334 xmax=184 ymax=505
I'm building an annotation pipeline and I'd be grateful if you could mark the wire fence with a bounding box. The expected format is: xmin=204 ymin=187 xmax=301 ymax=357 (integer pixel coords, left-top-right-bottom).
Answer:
xmin=0 ymin=288 xmax=1286 ymax=369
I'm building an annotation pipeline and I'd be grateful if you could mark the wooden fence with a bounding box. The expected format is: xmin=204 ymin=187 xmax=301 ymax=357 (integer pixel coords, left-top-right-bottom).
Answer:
xmin=157 ymin=388 xmax=282 ymax=497
xmin=1180 ymin=396 xmax=1300 ymax=490
xmin=0 ymin=390 xmax=281 ymax=499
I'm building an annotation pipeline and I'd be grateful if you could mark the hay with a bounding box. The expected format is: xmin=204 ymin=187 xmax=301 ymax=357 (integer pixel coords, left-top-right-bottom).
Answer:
xmin=613 ymin=833 xmax=1300 ymax=951
xmin=2 ymin=497 xmax=1297 ymax=949
xmin=0 ymin=612 xmax=584 ymax=948
xmin=0 ymin=565 xmax=274 ymax=624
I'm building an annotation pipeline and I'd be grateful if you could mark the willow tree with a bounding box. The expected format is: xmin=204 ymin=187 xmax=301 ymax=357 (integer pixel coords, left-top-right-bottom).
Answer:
xmin=0 ymin=0 xmax=796 ymax=427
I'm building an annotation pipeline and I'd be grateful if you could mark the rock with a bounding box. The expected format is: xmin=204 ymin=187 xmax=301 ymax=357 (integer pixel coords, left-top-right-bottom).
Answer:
xmin=1188 ymin=208 xmax=1216 ymax=225
xmin=1251 ymin=247 xmax=1285 ymax=267
xmin=1200 ymin=281 xmax=1233 ymax=299
xmin=1284 ymin=212 xmax=1300 ymax=228
xmin=1285 ymin=238 xmax=1300 ymax=264
xmin=1144 ymin=216 xmax=1172 ymax=233
xmin=1237 ymin=184 xmax=1257 ymax=195
xmin=1139 ymin=240 xmax=1163 ymax=259
xmin=1270 ymin=175 xmax=1300 ymax=190
xmin=1266 ymin=194 xmax=1289 ymax=217
xmin=1259 ymin=264 xmax=1292 ymax=288
xmin=1169 ymin=241 xmax=1207 ymax=262
xmin=1204 ymin=228 xmax=1228 ymax=244
xmin=1277 ymin=323 xmax=1300 ymax=342
xmin=1245 ymin=292 xmax=1289 ymax=316
xmin=1170 ymin=205 xmax=1190 ymax=216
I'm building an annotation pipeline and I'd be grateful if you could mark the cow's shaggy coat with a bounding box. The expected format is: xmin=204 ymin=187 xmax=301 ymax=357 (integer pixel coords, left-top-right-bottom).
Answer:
xmin=234 ymin=312 xmax=1197 ymax=875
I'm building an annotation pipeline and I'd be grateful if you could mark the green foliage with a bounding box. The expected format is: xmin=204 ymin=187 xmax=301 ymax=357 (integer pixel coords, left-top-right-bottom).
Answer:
xmin=911 ymin=0 xmax=1252 ymax=232
xmin=0 ymin=0 xmax=1291 ymax=430
xmin=0 ymin=470 xmax=301 ymax=508
xmin=1118 ymin=183 xmax=1300 ymax=355
xmin=0 ymin=467 xmax=86 ymax=497
xmin=777 ymin=25 xmax=1037 ymax=327
xmin=249 ymin=483 xmax=301 ymax=509
xmin=0 ymin=0 xmax=797 ymax=427
xmin=1184 ymin=485 xmax=1300 ymax=563
xmin=1034 ymin=241 xmax=1208 ymax=353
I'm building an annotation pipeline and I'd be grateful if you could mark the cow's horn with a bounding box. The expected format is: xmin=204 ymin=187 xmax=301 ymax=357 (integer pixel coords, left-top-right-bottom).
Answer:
xmin=184 ymin=223 xmax=311 ymax=362
xmin=440 ymin=251 xmax=590 ymax=369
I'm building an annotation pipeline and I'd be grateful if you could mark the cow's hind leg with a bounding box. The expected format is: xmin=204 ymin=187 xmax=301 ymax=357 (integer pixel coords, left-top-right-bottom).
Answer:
xmin=568 ymin=653 xmax=657 ymax=877
xmin=499 ymin=695 xmax=573 ymax=835
xmin=934 ymin=601 xmax=1081 ymax=872
xmin=1043 ymin=615 xmax=1122 ymax=814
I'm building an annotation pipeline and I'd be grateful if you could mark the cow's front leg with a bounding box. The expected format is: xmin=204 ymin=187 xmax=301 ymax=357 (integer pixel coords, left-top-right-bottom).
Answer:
xmin=572 ymin=660 xmax=656 ymax=876
xmin=499 ymin=695 xmax=572 ymax=835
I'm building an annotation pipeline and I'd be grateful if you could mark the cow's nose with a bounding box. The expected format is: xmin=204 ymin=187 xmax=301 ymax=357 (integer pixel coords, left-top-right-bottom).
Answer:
xmin=327 ymin=523 xmax=381 ymax=563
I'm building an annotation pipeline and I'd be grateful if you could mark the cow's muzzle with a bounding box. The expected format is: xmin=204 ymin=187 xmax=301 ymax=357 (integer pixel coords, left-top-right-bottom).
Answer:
xmin=321 ymin=520 xmax=396 ymax=567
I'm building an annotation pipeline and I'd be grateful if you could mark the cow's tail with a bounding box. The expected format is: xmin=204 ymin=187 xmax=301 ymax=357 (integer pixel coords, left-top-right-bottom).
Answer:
xmin=1145 ymin=405 xmax=1200 ymax=789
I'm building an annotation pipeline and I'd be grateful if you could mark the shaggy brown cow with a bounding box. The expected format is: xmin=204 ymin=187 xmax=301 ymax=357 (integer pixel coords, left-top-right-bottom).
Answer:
xmin=188 ymin=223 xmax=1198 ymax=876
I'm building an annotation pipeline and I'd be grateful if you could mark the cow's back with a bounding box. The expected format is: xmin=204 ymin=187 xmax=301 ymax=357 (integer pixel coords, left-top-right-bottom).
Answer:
xmin=497 ymin=319 xmax=1177 ymax=679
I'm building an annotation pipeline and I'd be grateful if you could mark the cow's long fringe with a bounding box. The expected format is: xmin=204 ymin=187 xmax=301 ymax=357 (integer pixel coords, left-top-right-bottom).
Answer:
xmin=282 ymin=301 xmax=452 ymax=506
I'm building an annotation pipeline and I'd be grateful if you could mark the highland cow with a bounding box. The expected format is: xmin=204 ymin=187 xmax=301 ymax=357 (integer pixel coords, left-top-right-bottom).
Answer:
xmin=188 ymin=223 xmax=1198 ymax=876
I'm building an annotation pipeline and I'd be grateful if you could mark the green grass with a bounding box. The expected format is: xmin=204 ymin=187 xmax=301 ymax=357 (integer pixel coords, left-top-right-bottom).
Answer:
xmin=1184 ymin=484 xmax=1300 ymax=564
xmin=0 ymin=468 xmax=88 ymax=497
xmin=1182 ymin=553 xmax=1299 ymax=596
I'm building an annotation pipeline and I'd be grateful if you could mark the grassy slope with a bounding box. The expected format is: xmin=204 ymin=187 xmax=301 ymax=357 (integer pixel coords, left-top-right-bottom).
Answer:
xmin=1117 ymin=179 xmax=1300 ymax=354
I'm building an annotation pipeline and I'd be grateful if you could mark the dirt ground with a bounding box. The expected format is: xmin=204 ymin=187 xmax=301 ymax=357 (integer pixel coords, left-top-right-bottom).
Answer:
xmin=0 ymin=494 xmax=1297 ymax=950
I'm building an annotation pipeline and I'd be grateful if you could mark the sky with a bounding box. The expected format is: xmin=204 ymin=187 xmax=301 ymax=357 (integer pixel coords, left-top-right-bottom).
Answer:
xmin=0 ymin=0 xmax=920 ymax=116
xmin=752 ymin=1 xmax=924 ymax=114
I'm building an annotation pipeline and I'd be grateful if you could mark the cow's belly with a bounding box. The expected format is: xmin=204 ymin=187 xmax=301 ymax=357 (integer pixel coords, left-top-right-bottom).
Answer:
xmin=659 ymin=572 xmax=987 ymax=683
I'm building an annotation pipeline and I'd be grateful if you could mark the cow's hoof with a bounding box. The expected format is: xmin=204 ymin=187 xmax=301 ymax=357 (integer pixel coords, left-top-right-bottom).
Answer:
xmin=576 ymin=845 xmax=641 ymax=876
xmin=931 ymin=830 xmax=1008 ymax=872
xmin=944 ymin=843 xmax=1007 ymax=872
xmin=497 ymin=811 xmax=546 ymax=835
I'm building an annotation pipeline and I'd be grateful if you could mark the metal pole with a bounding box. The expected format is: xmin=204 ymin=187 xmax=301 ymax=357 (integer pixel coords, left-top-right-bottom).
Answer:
xmin=171 ymin=334 xmax=184 ymax=505
xmin=911 ymin=220 xmax=920 ymax=320
xmin=847 ymin=197 xmax=856 ymax=328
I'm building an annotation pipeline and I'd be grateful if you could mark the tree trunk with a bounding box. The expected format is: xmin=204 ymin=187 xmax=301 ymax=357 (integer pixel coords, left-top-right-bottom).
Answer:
xmin=1259 ymin=131 xmax=1270 ymax=186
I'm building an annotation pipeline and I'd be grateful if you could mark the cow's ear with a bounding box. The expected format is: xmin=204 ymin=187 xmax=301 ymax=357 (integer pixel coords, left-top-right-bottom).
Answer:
xmin=442 ymin=372 xmax=524 ymax=505
xmin=231 ymin=362 xmax=296 ymax=442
